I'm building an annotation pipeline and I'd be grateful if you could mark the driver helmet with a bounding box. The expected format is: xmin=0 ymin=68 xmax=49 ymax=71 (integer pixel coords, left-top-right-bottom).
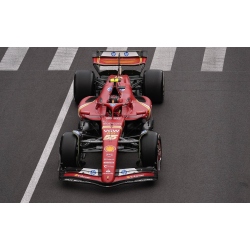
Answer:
xmin=109 ymin=95 xmax=119 ymax=103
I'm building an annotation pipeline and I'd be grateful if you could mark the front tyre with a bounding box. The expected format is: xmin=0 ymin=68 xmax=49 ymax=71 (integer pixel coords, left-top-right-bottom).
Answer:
xmin=140 ymin=131 xmax=162 ymax=170
xmin=59 ymin=132 xmax=78 ymax=168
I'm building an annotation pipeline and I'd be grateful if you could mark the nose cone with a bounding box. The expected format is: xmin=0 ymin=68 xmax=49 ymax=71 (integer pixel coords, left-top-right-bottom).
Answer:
xmin=102 ymin=172 xmax=115 ymax=183
xmin=101 ymin=117 xmax=124 ymax=184
xmin=102 ymin=150 xmax=116 ymax=183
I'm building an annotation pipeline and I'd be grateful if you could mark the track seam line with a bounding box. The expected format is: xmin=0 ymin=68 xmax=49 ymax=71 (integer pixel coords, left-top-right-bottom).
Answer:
xmin=21 ymin=82 xmax=73 ymax=203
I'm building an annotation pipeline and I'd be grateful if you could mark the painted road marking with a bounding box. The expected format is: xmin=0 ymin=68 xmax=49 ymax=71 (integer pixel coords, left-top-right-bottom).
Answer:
xmin=21 ymin=82 xmax=73 ymax=203
xmin=201 ymin=47 xmax=227 ymax=71
xmin=150 ymin=47 xmax=176 ymax=70
xmin=100 ymin=47 xmax=128 ymax=71
xmin=21 ymin=47 xmax=123 ymax=202
xmin=48 ymin=47 xmax=78 ymax=70
xmin=0 ymin=47 xmax=29 ymax=70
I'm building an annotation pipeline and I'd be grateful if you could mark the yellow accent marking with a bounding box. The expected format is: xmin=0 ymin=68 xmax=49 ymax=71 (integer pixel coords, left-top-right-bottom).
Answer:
xmin=78 ymin=101 xmax=94 ymax=114
xmin=110 ymin=78 xmax=119 ymax=82
xmin=136 ymin=99 xmax=151 ymax=117
xmin=104 ymin=145 xmax=116 ymax=152
xmin=102 ymin=126 xmax=122 ymax=129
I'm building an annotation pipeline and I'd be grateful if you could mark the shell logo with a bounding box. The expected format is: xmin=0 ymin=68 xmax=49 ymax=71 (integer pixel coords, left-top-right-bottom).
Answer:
xmin=104 ymin=145 xmax=116 ymax=152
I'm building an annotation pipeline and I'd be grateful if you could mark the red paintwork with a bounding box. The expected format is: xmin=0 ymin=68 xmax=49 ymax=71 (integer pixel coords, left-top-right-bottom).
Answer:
xmin=92 ymin=56 xmax=147 ymax=66
xmin=64 ymin=172 xmax=156 ymax=184
xmin=78 ymin=75 xmax=152 ymax=121
xmin=77 ymin=75 xmax=152 ymax=184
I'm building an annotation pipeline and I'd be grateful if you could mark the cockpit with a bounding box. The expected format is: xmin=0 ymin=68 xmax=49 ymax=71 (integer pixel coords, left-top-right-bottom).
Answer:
xmin=109 ymin=95 xmax=119 ymax=103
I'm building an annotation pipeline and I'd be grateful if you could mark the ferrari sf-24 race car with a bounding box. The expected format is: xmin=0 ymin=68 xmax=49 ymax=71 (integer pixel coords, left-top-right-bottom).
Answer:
xmin=58 ymin=50 xmax=164 ymax=187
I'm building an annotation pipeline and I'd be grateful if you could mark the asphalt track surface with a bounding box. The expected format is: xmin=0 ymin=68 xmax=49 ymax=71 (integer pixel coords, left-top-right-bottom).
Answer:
xmin=1 ymin=47 xmax=250 ymax=203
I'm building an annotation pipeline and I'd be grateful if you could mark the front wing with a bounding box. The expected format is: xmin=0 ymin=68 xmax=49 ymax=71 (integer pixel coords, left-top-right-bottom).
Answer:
xmin=59 ymin=167 xmax=158 ymax=187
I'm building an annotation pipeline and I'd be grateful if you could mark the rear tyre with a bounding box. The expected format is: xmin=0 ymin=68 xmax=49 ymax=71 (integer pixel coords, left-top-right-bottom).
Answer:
xmin=59 ymin=132 xmax=78 ymax=168
xmin=143 ymin=69 xmax=164 ymax=104
xmin=140 ymin=131 xmax=162 ymax=170
xmin=74 ymin=70 xmax=95 ymax=105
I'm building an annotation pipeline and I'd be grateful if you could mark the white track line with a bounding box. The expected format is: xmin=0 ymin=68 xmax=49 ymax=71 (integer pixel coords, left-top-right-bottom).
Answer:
xmin=21 ymin=83 xmax=73 ymax=203
xmin=201 ymin=47 xmax=227 ymax=71
xmin=21 ymin=47 xmax=119 ymax=202
xmin=0 ymin=47 xmax=29 ymax=70
xmin=150 ymin=47 xmax=176 ymax=70
xmin=100 ymin=47 xmax=128 ymax=71
xmin=48 ymin=47 xmax=78 ymax=70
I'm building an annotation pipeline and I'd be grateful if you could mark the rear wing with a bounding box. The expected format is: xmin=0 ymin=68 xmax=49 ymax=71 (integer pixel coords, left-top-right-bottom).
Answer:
xmin=92 ymin=50 xmax=147 ymax=66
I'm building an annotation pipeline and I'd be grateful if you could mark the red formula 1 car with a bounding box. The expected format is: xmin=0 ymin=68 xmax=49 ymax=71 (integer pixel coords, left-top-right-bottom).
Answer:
xmin=58 ymin=50 xmax=163 ymax=187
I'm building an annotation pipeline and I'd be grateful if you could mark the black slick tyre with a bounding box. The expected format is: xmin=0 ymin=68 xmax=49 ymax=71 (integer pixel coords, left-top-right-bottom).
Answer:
xmin=140 ymin=131 xmax=162 ymax=170
xmin=143 ymin=69 xmax=164 ymax=104
xmin=60 ymin=132 xmax=78 ymax=168
xmin=74 ymin=70 xmax=95 ymax=105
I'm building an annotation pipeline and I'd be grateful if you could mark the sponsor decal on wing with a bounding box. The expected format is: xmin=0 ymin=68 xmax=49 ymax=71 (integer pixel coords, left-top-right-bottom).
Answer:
xmin=118 ymin=168 xmax=139 ymax=176
xmin=101 ymin=51 xmax=139 ymax=57
xmin=126 ymin=174 xmax=144 ymax=179
xmin=79 ymin=168 xmax=99 ymax=176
